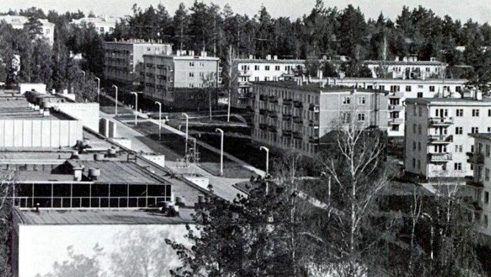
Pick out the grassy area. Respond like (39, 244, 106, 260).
(129, 121, 257, 178)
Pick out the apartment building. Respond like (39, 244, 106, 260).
(362, 56, 447, 79)
(141, 50, 220, 109)
(0, 15, 55, 46)
(233, 55, 305, 109)
(103, 40, 173, 89)
(71, 16, 119, 34)
(326, 77, 469, 137)
(467, 134, 491, 238)
(252, 81, 388, 156)
(404, 95, 491, 181)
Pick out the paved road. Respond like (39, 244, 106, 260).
(99, 111, 246, 201)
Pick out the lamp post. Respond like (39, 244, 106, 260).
(131, 91, 138, 126)
(182, 113, 189, 154)
(155, 101, 162, 140)
(95, 77, 100, 102)
(259, 146, 269, 177)
(422, 212, 434, 260)
(215, 128, 224, 176)
(112, 85, 118, 115)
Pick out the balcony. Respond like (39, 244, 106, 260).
(268, 112, 278, 119)
(282, 130, 292, 137)
(259, 109, 267, 115)
(428, 117, 453, 126)
(268, 125, 277, 132)
(293, 131, 303, 139)
(466, 176, 484, 188)
(283, 99, 293, 106)
(293, 101, 303, 108)
(239, 70, 252, 76)
(259, 95, 268, 102)
(467, 152, 484, 165)
(269, 95, 278, 103)
(309, 104, 320, 112)
(428, 153, 452, 163)
(388, 118, 404, 125)
(309, 136, 319, 144)
(388, 91, 404, 98)
(259, 123, 268, 130)
(428, 134, 453, 144)
(309, 120, 319, 128)
(389, 104, 403, 111)
(283, 114, 292, 121)
(293, 116, 303, 124)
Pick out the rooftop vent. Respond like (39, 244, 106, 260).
(88, 167, 101, 181)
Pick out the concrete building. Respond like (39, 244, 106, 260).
(404, 95, 491, 181)
(467, 134, 491, 238)
(362, 57, 447, 79)
(103, 40, 173, 89)
(232, 56, 305, 109)
(326, 77, 469, 137)
(141, 50, 220, 110)
(252, 81, 388, 156)
(0, 15, 54, 46)
(71, 16, 118, 35)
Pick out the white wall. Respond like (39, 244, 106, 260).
(52, 103, 100, 132)
(19, 84, 46, 95)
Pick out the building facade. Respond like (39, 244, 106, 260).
(103, 40, 173, 89)
(232, 56, 305, 109)
(252, 81, 388, 156)
(326, 77, 469, 137)
(0, 15, 54, 46)
(71, 16, 118, 35)
(362, 57, 447, 79)
(141, 50, 220, 109)
(404, 96, 491, 180)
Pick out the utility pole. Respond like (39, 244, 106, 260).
(215, 128, 224, 176)
(155, 101, 162, 140)
(182, 113, 189, 155)
(131, 92, 138, 126)
(112, 85, 118, 116)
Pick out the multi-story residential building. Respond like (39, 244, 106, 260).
(232, 55, 305, 109)
(71, 16, 119, 34)
(252, 81, 388, 156)
(326, 77, 469, 137)
(141, 50, 220, 110)
(467, 133, 491, 238)
(0, 15, 55, 46)
(404, 94, 491, 181)
(362, 56, 447, 79)
(103, 40, 173, 89)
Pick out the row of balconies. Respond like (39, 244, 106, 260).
(428, 153, 452, 163)
(388, 104, 403, 111)
(467, 152, 484, 165)
(428, 117, 454, 126)
(428, 134, 453, 144)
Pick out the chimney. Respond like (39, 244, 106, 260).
(476, 90, 483, 101)
(317, 69, 323, 79)
(73, 166, 83, 181)
(249, 54, 254, 60)
(88, 168, 101, 181)
(266, 54, 271, 60)
(94, 153, 105, 161)
(273, 55, 278, 60)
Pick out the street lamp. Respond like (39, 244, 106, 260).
(422, 212, 434, 260)
(95, 77, 100, 102)
(259, 146, 269, 177)
(182, 113, 189, 154)
(155, 101, 162, 140)
(112, 85, 118, 115)
(131, 91, 138, 126)
(215, 128, 224, 176)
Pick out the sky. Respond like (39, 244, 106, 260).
(1, 0, 491, 24)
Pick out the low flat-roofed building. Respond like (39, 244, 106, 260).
(362, 57, 447, 79)
(0, 15, 54, 46)
(252, 81, 388, 156)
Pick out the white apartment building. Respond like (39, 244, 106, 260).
(141, 50, 220, 109)
(103, 40, 173, 89)
(326, 77, 469, 137)
(362, 57, 447, 79)
(233, 55, 305, 109)
(252, 81, 388, 156)
(71, 16, 119, 35)
(404, 95, 491, 181)
(468, 134, 491, 238)
(0, 15, 54, 46)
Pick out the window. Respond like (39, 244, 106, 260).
(418, 124, 422, 135)
(485, 215, 489, 227)
(418, 142, 421, 151)
(417, 160, 421, 169)
(412, 158, 416, 168)
(189, 62, 195, 67)
(358, 113, 366, 121)
(358, 96, 366, 105)
(455, 145, 463, 153)
(405, 86, 412, 92)
(391, 125, 399, 131)
(413, 124, 417, 134)
(254, 65, 260, 70)
(254, 77, 259, 81)
(488, 109, 491, 117)
(472, 127, 479, 134)
(456, 109, 463, 117)
(487, 169, 491, 182)
(454, 163, 462, 171)
(418, 106, 422, 116)
(413, 141, 417, 150)
(455, 127, 463, 135)
(379, 85, 385, 91)
(487, 144, 491, 157)
(472, 109, 480, 117)
(264, 77, 269, 81)
(189, 72, 194, 77)
(417, 92, 423, 98)
(265, 65, 270, 71)
(342, 96, 351, 105)
(341, 112, 351, 123)
(486, 191, 490, 204)
(429, 86, 435, 92)
(275, 65, 280, 71)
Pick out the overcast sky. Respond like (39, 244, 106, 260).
(1, 0, 490, 24)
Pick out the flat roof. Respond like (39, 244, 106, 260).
(103, 41, 172, 46)
(405, 97, 491, 105)
(329, 77, 468, 84)
(0, 98, 72, 120)
(144, 54, 219, 61)
(14, 207, 194, 225)
(234, 59, 305, 64)
(362, 60, 447, 66)
(252, 81, 382, 94)
(470, 133, 491, 141)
